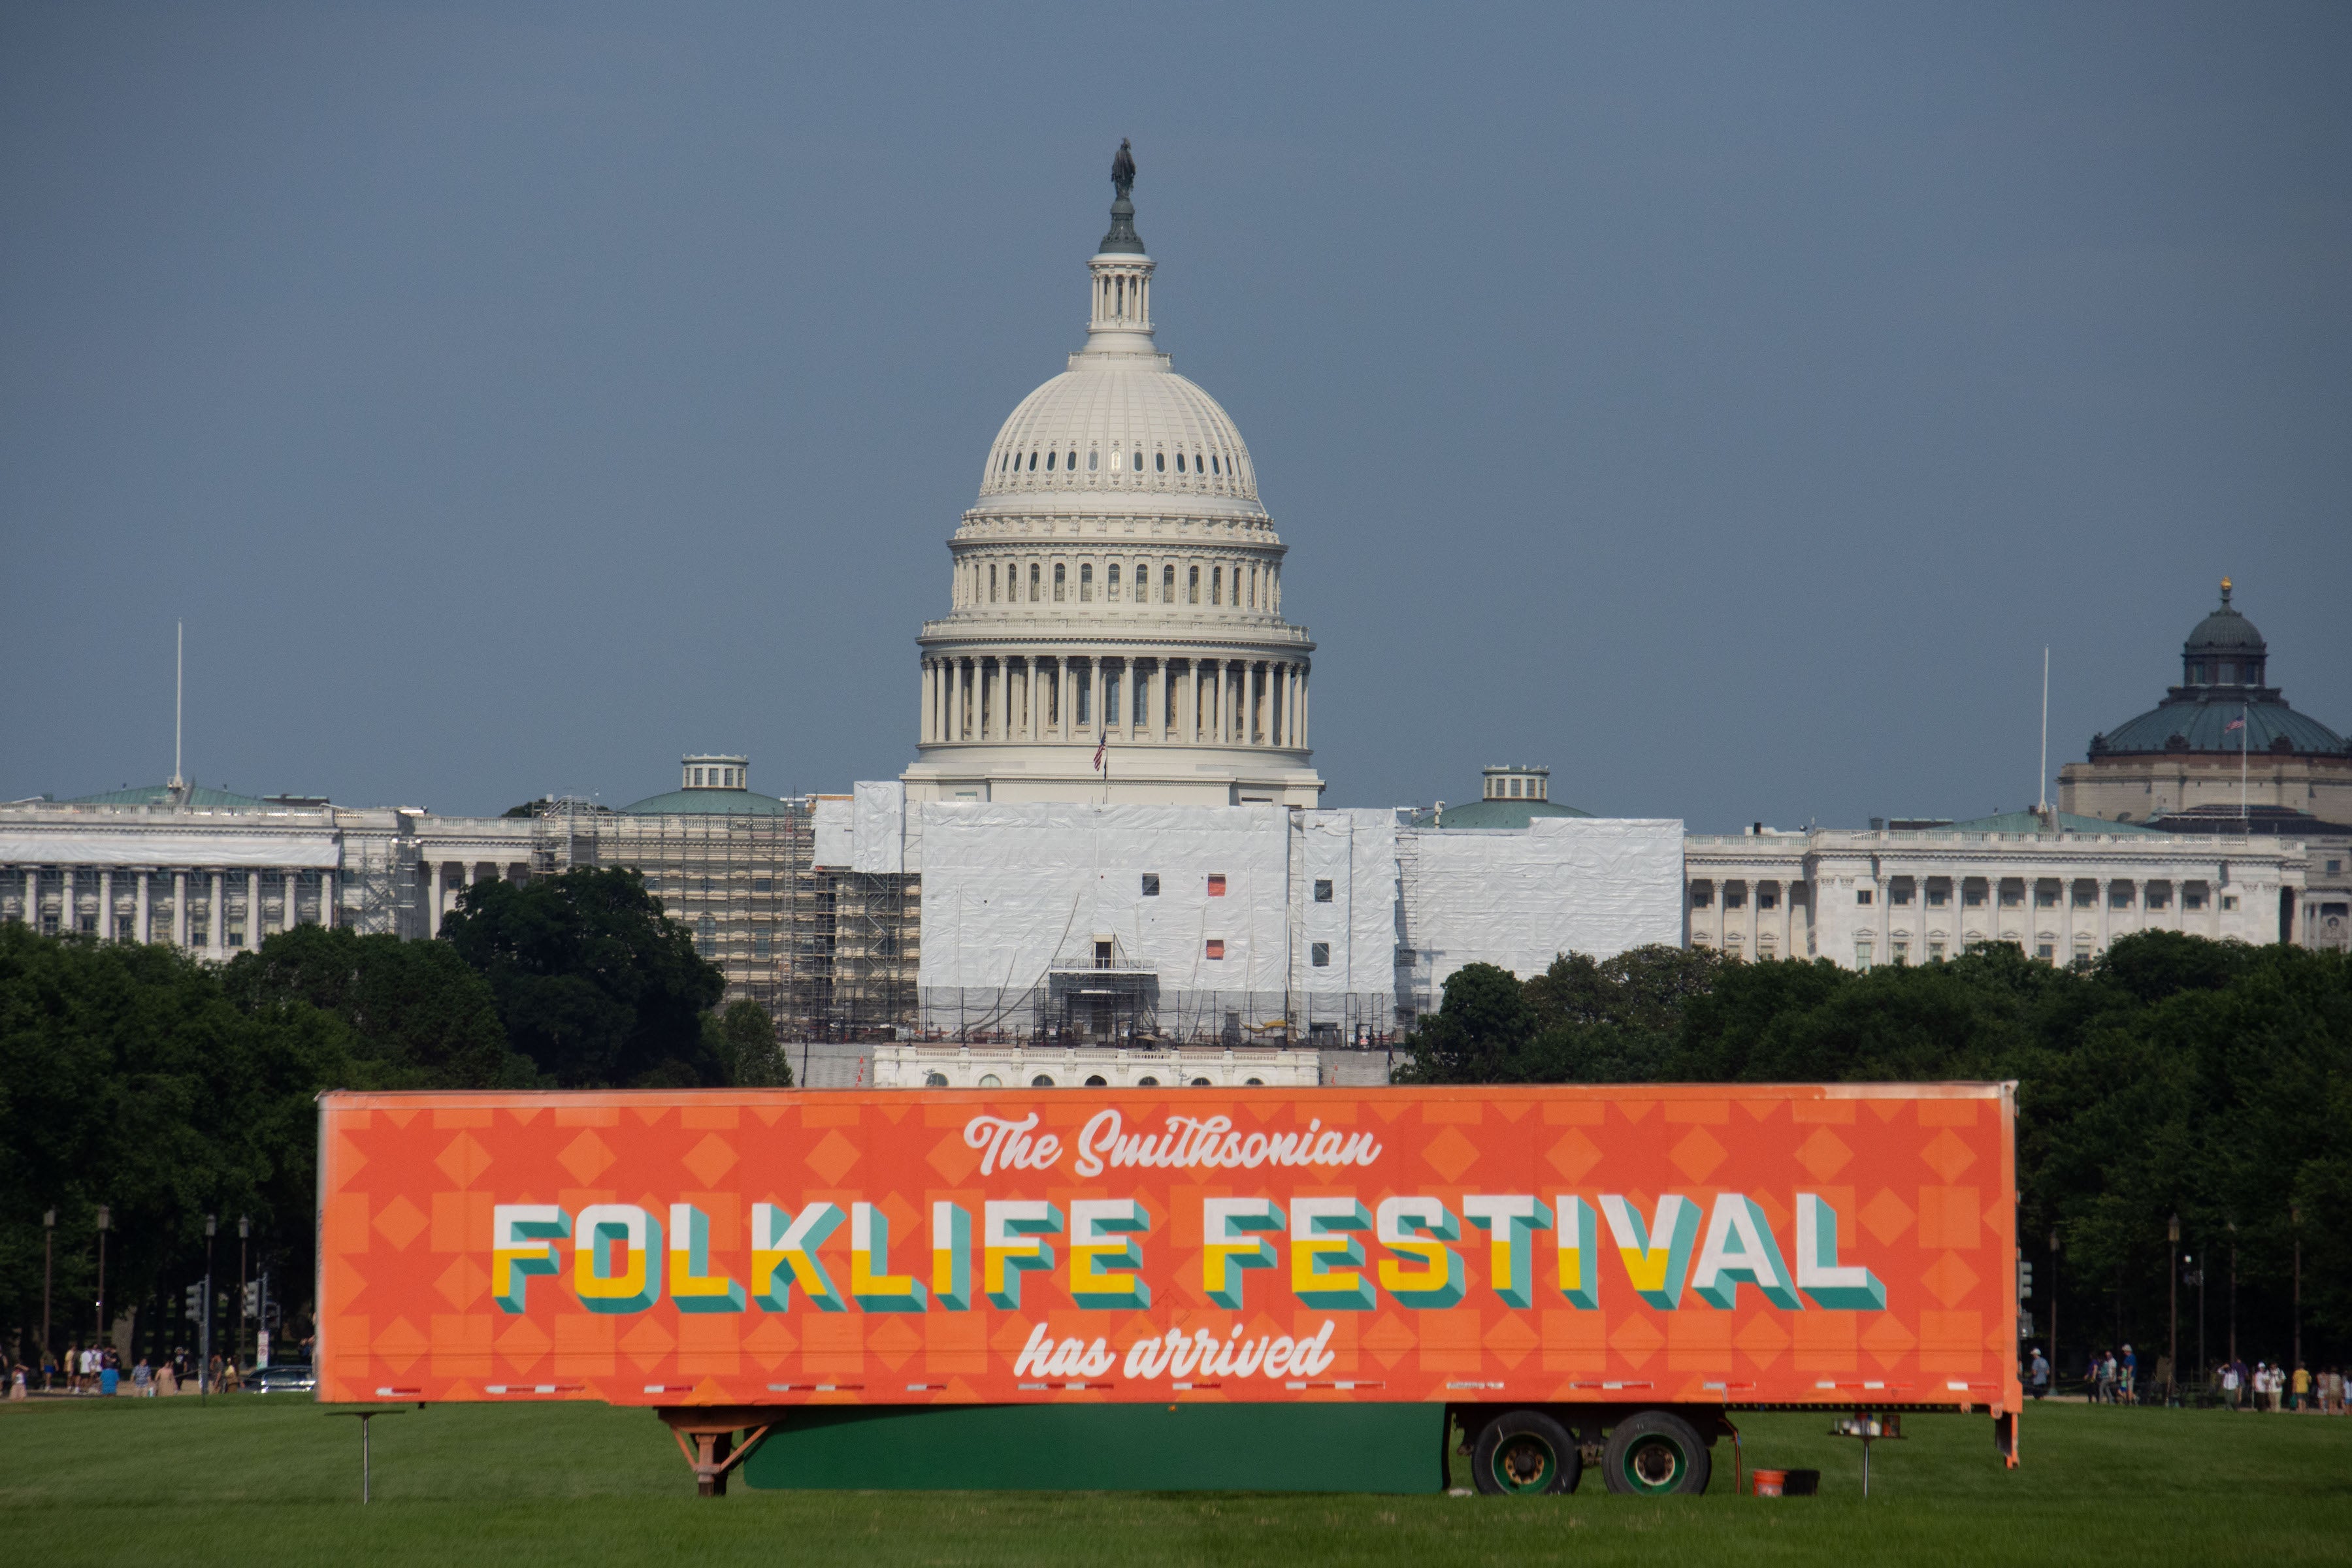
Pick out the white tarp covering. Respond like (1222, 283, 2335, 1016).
(851, 780, 905, 874)
(918, 803, 1299, 993)
(0, 832, 341, 869)
(810, 796, 853, 870)
(1295, 809, 1397, 994)
(1399, 817, 1684, 999)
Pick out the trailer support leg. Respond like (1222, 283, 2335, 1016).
(1994, 1409, 2018, 1469)
(657, 1407, 775, 1497)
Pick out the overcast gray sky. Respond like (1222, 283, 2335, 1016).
(5, 3, 2347, 830)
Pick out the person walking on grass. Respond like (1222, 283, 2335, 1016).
(2223, 1360, 2244, 1410)
(2029, 1347, 2050, 1399)
(8, 1362, 25, 1400)
(2121, 1345, 2137, 1405)
(155, 1356, 176, 1397)
(2292, 1365, 2310, 1412)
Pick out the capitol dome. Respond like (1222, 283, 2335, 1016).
(900, 144, 1323, 809)
(2088, 580, 2349, 760)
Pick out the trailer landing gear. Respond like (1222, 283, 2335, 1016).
(657, 1406, 775, 1497)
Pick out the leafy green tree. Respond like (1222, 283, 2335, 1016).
(705, 998, 792, 1088)
(441, 868, 728, 1088)
(221, 924, 529, 1088)
(1392, 962, 1536, 1083)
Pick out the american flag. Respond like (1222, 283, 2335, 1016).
(1093, 738, 1107, 773)
(2224, 717, 2245, 733)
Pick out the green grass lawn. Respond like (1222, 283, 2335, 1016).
(1, 1394, 2345, 1565)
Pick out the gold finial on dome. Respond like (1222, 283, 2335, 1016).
(2220, 575, 2232, 605)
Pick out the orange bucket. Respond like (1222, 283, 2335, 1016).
(1753, 1469, 1786, 1497)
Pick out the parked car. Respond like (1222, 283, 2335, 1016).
(247, 1361, 316, 1395)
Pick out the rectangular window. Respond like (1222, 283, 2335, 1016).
(1249, 567, 1257, 608)
(1141, 874, 1160, 897)
(1163, 564, 1175, 602)
(227, 926, 246, 947)
(2183, 885, 2207, 910)
(1890, 879, 1914, 906)
(1211, 566, 1222, 605)
(1311, 941, 1330, 968)
(753, 878, 772, 893)
(1207, 874, 1227, 896)
(1076, 666, 1091, 725)
(1030, 563, 1041, 601)
(1105, 668, 1121, 726)
(2221, 895, 2238, 911)
(1891, 940, 1908, 964)
(1689, 882, 1713, 908)
(1999, 883, 2023, 907)
(1079, 563, 1094, 602)
(1188, 565, 1200, 604)
(1854, 942, 1872, 971)
(2035, 943, 2053, 962)
(2146, 883, 2171, 910)
(2072, 883, 2096, 908)
(752, 932, 771, 958)
(1856, 889, 1873, 905)
(1107, 563, 1120, 600)
(1757, 885, 1779, 910)
(2036, 883, 2059, 907)
(1928, 941, 1946, 961)
(1963, 883, 1985, 908)
(2109, 885, 2132, 909)
(1054, 563, 1066, 601)
(1313, 879, 1333, 903)
(1205, 939, 1225, 960)
(1723, 885, 1746, 910)
(988, 564, 999, 602)
(1927, 883, 1950, 908)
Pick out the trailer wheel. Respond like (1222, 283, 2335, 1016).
(1471, 1409, 1580, 1495)
(1601, 1411, 1710, 1496)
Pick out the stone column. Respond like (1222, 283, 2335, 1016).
(172, 870, 188, 947)
(246, 870, 261, 945)
(1060, 659, 1075, 742)
(321, 870, 336, 930)
(98, 870, 114, 941)
(58, 868, 74, 936)
(208, 872, 225, 960)
(135, 870, 150, 943)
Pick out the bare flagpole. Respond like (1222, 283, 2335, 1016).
(2038, 645, 2050, 813)
(171, 620, 186, 793)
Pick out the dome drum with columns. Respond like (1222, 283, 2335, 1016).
(902, 147, 1322, 807)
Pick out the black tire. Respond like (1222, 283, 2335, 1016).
(1471, 1409, 1582, 1495)
(1601, 1410, 1710, 1495)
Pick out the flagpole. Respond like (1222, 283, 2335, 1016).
(2241, 697, 2249, 823)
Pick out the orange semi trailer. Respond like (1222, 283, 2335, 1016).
(316, 1083, 2023, 1495)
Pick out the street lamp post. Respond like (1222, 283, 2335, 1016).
(2291, 1203, 2303, 1398)
(2167, 1213, 2180, 1405)
(2048, 1228, 2061, 1390)
(201, 1215, 216, 1404)
(237, 1216, 250, 1370)
(2227, 1218, 2238, 1367)
(95, 1205, 110, 1352)
(42, 1209, 56, 1380)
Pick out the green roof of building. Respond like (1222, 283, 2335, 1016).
(1938, 809, 2162, 836)
(617, 787, 800, 817)
(1419, 797, 1595, 830)
(62, 783, 273, 808)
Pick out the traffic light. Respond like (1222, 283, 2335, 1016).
(184, 1283, 202, 1322)
(242, 1281, 261, 1316)
(2017, 1260, 2035, 1301)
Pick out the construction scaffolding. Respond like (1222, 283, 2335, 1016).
(912, 985, 1394, 1048)
(528, 798, 918, 1039)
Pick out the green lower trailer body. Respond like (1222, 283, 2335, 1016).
(740, 1401, 1445, 1493)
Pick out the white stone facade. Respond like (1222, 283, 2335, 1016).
(1686, 825, 2311, 968)
(870, 1042, 1320, 1089)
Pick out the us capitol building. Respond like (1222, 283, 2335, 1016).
(902, 147, 1320, 808)
(3, 151, 2345, 1068)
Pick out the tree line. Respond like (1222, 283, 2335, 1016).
(1397, 934, 2351, 1377)
(0, 868, 786, 1369)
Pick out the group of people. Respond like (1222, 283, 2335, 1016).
(7, 1345, 241, 1397)
(2220, 1359, 2347, 1413)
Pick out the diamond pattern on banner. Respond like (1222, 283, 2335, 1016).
(494, 1316, 551, 1373)
(1793, 1311, 1856, 1373)
(621, 1316, 677, 1370)
(926, 1132, 983, 1184)
(681, 1133, 738, 1187)
(1669, 1127, 1728, 1184)
(1921, 1250, 1980, 1307)
(868, 1318, 923, 1371)
(1861, 1313, 1918, 1368)
(372, 1196, 428, 1251)
(1545, 1130, 1603, 1184)
(1861, 1188, 1916, 1245)
(801, 1314, 864, 1373)
(1735, 1313, 1791, 1369)
(434, 1132, 492, 1188)
(1540, 1311, 1607, 1372)
(372, 1316, 428, 1373)
(1363, 1315, 1418, 1369)
(434, 1255, 488, 1311)
(1794, 1128, 1854, 1182)
(557, 1129, 615, 1184)
(1609, 1313, 1665, 1367)
(677, 1315, 742, 1375)
(1416, 1309, 1480, 1372)
(804, 1130, 862, 1184)
(742, 1318, 799, 1370)
(1919, 1129, 1977, 1182)
(924, 1315, 987, 1374)
(1482, 1314, 1539, 1369)
(1420, 1126, 1480, 1183)
(1667, 1313, 1733, 1371)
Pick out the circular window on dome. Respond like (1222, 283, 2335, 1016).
(1132, 450, 1144, 472)
(1175, 452, 1186, 472)
(1067, 450, 1076, 470)
(1210, 455, 1220, 474)
(1154, 451, 1165, 472)
(1045, 450, 1056, 470)
(1088, 449, 1098, 472)
(1028, 451, 1038, 471)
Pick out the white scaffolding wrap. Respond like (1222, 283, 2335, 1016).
(0, 832, 341, 869)
(1398, 817, 1684, 1001)
(851, 780, 906, 874)
(919, 802, 1298, 993)
(809, 796, 853, 870)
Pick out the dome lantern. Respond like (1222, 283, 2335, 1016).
(2181, 576, 2268, 689)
